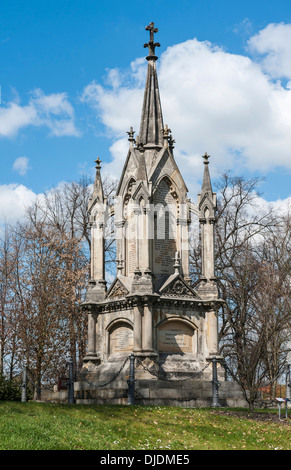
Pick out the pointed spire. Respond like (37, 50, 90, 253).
(139, 22, 164, 148)
(90, 157, 104, 205)
(201, 152, 213, 193)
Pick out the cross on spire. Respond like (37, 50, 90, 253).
(95, 157, 102, 169)
(202, 152, 210, 164)
(144, 22, 160, 61)
(127, 126, 135, 144)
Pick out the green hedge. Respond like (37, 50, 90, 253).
(0, 374, 22, 401)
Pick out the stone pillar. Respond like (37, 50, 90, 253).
(115, 219, 126, 276)
(92, 221, 105, 281)
(206, 308, 218, 356)
(84, 312, 100, 363)
(133, 302, 142, 352)
(140, 204, 151, 272)
(179, 205, 191, 281)
(202, 214, 215, 280)
(142, 301, 154, 352)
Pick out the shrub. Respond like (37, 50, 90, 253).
(0, 374, 22, 401)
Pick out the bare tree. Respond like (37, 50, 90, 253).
(189, 172, 290, 409)
(12, 220, 88, 398)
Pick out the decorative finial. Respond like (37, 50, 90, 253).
(144, 22, 160, 61)
(203, 153, 210, 164)
(127, 127, 135, 144)
(162, 124, 172, 147)
(173, 251, 180, 274)
(95, 157, 102, 170)
(169, 135, 175, 150)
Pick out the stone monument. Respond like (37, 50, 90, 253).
(74, 23, 245, 407)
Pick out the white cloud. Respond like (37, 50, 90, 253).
(0, 102, 38, 137)
(248, 23, 291, 79)
(0, 89, 79, 138)
(81, 80, 143, 138)
(81, 32, 291, 202)
(0, 184, 37, 222)
(255, 194, 291, 217)
(0, 181, 69, 224)
(12, 156, 30, 176)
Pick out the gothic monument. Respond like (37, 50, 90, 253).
(74, 23, 244, 406)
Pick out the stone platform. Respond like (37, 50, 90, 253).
(73, 378, 247, 408)
(44, 355, 247, 408)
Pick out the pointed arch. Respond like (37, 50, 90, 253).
(152, 175, 178, 276)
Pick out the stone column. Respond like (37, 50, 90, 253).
(115, 219, 126, 275)
(142, 300, 154, 352)
(206, 308, 218, 356)
(92, 222, 105, 281)
(201, 213, 215, 280)
(133, 302, 142, 352)
(140, 204, 151, 272)
(179, 209, 191, 281)
(84, 311, 100, 363)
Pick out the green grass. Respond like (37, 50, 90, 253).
(0, 402, 290, 450)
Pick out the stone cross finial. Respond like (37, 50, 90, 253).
(127, 126, 135, 143)
(144, 22, 160, 61)
(202, 152, 210, 164)
(95, 157, 102, 169)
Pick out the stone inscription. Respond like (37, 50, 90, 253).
(153, 179, 177, 274)
(158, 321, 193, 353)
(110, 324, 133, 354)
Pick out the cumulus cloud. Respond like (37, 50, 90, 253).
(81, 31, 291, 201)
(0, 102, 38, 138)
(12, 156, 30, 176)
(0, 89, 79, 138)
(0, 184, 37, 222)
(254, 194, 291, 217)
(248, 22, 291, 79)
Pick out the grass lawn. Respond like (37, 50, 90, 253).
(0, 402, 290, 450)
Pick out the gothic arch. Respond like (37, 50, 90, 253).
(106, 318, 134, 356)
(152, 176, 178, 275)
(156, 316, 198, 355)
(123, 176, 136, 200)
(153, 174, 179, 203)
(157, 316, 198, 331)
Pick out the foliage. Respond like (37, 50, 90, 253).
(0, 374, 21, 401)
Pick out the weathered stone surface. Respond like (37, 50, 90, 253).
(44, 24, 245, 408)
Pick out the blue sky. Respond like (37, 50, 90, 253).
(1, 0, 291, 221)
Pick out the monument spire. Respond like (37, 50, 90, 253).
(92, 157, 104, 202)
(139, 22, 164, 148)
(198, 152, 217, 285)
(201, 152, 213, 194)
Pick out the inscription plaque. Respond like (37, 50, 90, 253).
(110, 323, 133, 354)
(158, 321, 193, 353)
